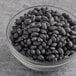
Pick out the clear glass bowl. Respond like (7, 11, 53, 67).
(6, 5, 76, 71)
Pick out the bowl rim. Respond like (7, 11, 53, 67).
(6, 5, 76, 68)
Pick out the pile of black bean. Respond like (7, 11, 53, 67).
(10, 7, 76, 62)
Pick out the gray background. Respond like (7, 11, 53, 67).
(0, 0, 76, 76)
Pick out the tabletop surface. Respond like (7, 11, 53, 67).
(0, 0, 76, 76)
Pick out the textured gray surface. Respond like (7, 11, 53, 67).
(0, 0, 76, 76)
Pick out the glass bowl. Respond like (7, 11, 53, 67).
(6, 5, 76, 71)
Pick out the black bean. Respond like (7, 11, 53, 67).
(65, 27, 71, 33)
(72, 39, 76, 44)
(52, 30, 59, 34)
(40, 29, 47, 34)
(31, 37, 37, 41)
(54, 16, 60, 22)
(49, 26, 57, 31)
(62, 13, 69, 19)
(40, 34, 47, 39)
(41, 49, 46, 54)
(53, 58, 58, 61)
(70, 35, 76, 39)
(46, 12, 52, 19)
(38, 55, 45, 61)
(20, 41, 25, 46)
(33, 55, 37, 60)
(13, 33, 18, 39)
(55, 54, 59, 58)
(65, 50, 71, 56)
(42, 42, 46, 47)
(46, 50, 52, 55)
(24, 19, 32, 25)
(51, 36, 57, 42)
(50, 47, 55, 50)
(46, 54, 55, 61)
(23, 30, 28, 35)
(73, 45, 76, 50)
(31, 32, 39, 37)
(15, 45, 22, 52)
(58, 48, 64, 54)
(29, 27, 40, 32)
(33, 41, 41, 46)
(36, 49, 41, 55)
(15, 19, 21, 25)
(30, 50, 36, 55)
(48, 39, 52, 45)
(36, 22, 42, 27)
(58, 26, 66, 35)
(37, 37, 43, 42)
(38, 45, 43, 50)
(35, 16, 42, 21)
(68, 41, 73, 47)
(26, 49, 31, 56)
(51, 43, 57, 47)
(52, 50, 58, 54)
(58, 42, 63, 47)
(70, 30, 76, 35)
(20, 50, 26, 55)
(22, 35, 28, 39)
(32, 9, 39, 16)
(41, 22, 47, 29)
(17, 28, 22, 35)
(27, 39, 31, 45)
(30, 45, 37, 50)
(42, 16, 48, 21)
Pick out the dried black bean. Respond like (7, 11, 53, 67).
(30, 50, 36, 55)
(13, 33, 18, 39)
(58, 48, 64, 54)
(20, 41, 25, 46)
(70, 30, 76, 35)
(35, 16, 42, 21)
(24, 19, 32, 25)
(41, 22, 47, 29)
(48, 39, 52, 45)
(38, 55, 44, 61)
(38, 45, 43, 50)
(37, 37, 43, 42)
(15, 45, 22, 52)
(42, 16, 48, 21)
(40, 29, 47, 34)
(41, 49, 46, 54)
(49, 26, 57, 31)
(51, 36, 57, 42)
(46, 54, 55, 61)
(17, 28, 22, 35)
(52, 50, 58, 54)
(27, 39, 31, 45)
(33, 41, 41, 46)
(15, 19, 21, 25)
(31, 37, 37, 41)
(30, 45, 37, 50)
(58, 42, 63, 47)
(46, 50, 52, 55)
(58, 26, 66, 35)
(36, 49, 41, 55)
(62, 13, 69, 19)
(52, 30, 59, 34)
(51, 43, 57, 47)
(42, 42, 46, 47)
(31, 32, 39, 37)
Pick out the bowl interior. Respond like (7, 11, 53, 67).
(6, 5, 76, 67)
